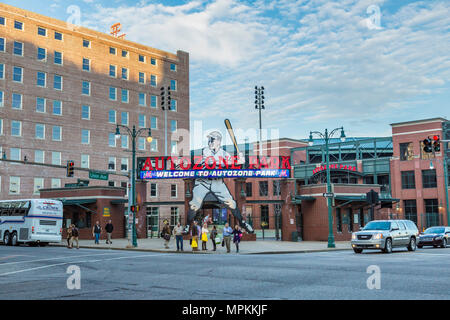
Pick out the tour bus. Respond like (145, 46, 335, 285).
(0, 199, 63, 246)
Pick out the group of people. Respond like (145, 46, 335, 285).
(161, 220, 243, 253)
(66, 220, 114, 248)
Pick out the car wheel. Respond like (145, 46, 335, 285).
(353, 248, 363, 254)
(383, 238, 392, 253)
(433, 245, 438, 248)
(3, 232, 11, 246)
(441, 238, 447, 248)
(407, 237, 416, 251)
(11, 232, 18, 246)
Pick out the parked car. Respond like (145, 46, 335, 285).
(351, 219, 419, 254)
(417, 226, 450, 248)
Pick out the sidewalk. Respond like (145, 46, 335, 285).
(52, 237, 351, 254)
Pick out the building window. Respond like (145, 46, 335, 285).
(52, 151, 61, 165)
(54, 31, 63, 40)
(82, 81, 91, 95)
(121, 158, 128, 171)
(259, 181, 268, 197)
(170, 99, 177, 111)
(81, 129, 90, 144)
(51, 178, 61, 188)
(171, 141, 177, 154)
(37, 47, 46, 61)
(13, 41, 23, 56)
(171, 184, 177, 198)
(150, 183, 157, 197)
(273, 180, 281, 196)
(422, 170, 437, 188)
(139, 93, 146, 106)
(121, 112, 128, 126)
(138, 137, 145, 150)
(38, 27, 47, 36)
(108, 157, 116, 171)
(139, 54, 145, 62)
(109, 65, 116, 77)
(108, 133, 116, 147)
(82, 58, 90, 71)
(0, 38, 4, 52)
(150, 95, 157, 108)
(424, 199, 439, 214)
(246, 183, 252, 197)
(0, 64, 3, 79)
(170, 63, 177, 71)
(121, 89, 129, 103)
(37, 71, 46, 87)
(348, 208, 353, 232)
(10, 148, 21, 161)
(54, 51, 63, 65)
(12, 93, 22, 109)
(80, 105, 90, 120)
(110, 47, 116, 55)
(150, 57, 156, 65)
(336, 208, 342, 232)
(54, 75, 62, 90)
(261, 205, 269, 228)
(150, 117, 157, 130)
(150, 75, 157, 87)
(139, 114, 146, 128)
(83, 39, 90, 48)
(53, 100, 62, 115)
(109, 87, 117, 100)
(121, 135, 129, 149)
(13, 66, 23, 83)
(34, 178, 44, 194)
(139, 72, 145, 84)
(399, 142, 414, 161)
(108, 110, 116, 123)
(404, 200, 417, 224)
(52, 126, 62, 141)
(170, 120, 177, 132)
(35, 150, 45, 163)
(81, 154, 89, 168)
(401, 171, 415, 189)
(121, 67, 128, 80)
(122, 50, 128, 58)
(170, 79, 177, 91)
(9, 176, 20, 194)
(11, 120, 22, 136)
(14, 20, 23, 30)
(150, 139, 158, 152)
(170, 207, 179, 226)
(36, 97, 46, 113)
(0, 91, 3, 107)
(0, 17, 5, 25)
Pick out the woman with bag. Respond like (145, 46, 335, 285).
(201, 223, 209, 251)
(210, 225, 218, 251)
(232, 224, 243, 253)
(191, 220, 199, 252)
(66, 224, 72, 248)
(162, 220, 172, 249)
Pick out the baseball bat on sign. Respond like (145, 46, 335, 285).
(224, 119, 240, 154)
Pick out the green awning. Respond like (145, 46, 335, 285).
(61, 199, 97, 206)
(110, 199, 128, 204)
(334, 195, 399, 203)
(291, 195, 316, 204)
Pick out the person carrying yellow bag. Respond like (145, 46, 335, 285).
(201, 223, 210, 251)
(190, 220, 200, 252)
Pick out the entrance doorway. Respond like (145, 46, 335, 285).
(146, 207, 159, 238)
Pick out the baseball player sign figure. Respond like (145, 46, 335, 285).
(187, 123, 254, 233)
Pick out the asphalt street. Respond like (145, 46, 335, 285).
(0, 245, 449, 300)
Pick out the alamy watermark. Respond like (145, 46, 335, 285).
(66, 265, 81, 290)
(366, 265, 381, 290)
(366, 5, 382, 30)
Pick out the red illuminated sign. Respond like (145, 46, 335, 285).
(312, 164, 358, 175)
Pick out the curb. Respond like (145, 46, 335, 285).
(50, 243, 352, 255)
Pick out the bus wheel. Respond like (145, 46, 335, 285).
(11, 232, 18, 246)
(3, 232, 11, 246)
(39, 242, 49, 247)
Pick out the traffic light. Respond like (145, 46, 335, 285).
(160, 87, 165, 110)
(432, 135, 440, 152)
(130, 205, 136, 213)
(423, 138, 433, 153)
(66, 160, 74, 177)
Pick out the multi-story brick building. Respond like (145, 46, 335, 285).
(0, 3, 189, 235)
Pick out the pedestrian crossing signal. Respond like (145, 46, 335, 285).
(67, 160, 74, 177)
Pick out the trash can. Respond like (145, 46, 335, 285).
(291, 231, 298, 242)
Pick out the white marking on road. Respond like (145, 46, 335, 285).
(0, 252, 125, 266)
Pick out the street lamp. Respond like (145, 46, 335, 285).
(308, 126, 346, 248)
(115, 124, 152, 247)
(255, 86, 265, 157)
(161, 86, 171, 155)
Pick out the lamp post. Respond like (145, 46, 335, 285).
(160, 86, 172, 156)
(115, 124, 152, 247)
(254, 86, 265, 157)
(309, 126, 346, 248)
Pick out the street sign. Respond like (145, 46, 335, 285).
(323, 193, 334, 198)
(89, 171, 109, 180)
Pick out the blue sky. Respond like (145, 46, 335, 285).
(4, 0, 449, 148)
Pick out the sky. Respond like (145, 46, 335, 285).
(4, 0, 449, 148)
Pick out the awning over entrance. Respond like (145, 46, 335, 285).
(61, 199, 97, 206)
(291, 195, 316, 204)
(334, 195, 400, 203)
(110, 199, 128, 204)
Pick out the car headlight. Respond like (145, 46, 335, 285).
(373, 233, 383, 240)
(352, 233, 356, 240)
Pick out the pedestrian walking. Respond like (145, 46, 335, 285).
(173, 222, 184, 252)
(162, 220, 172, 249)
(210, 225, 218, 251)
(70, 224, 79, 249)
(201, 223, 209, 251)
(92, 221, 102, 244)
(223, 222, 233, 253)
(105, 220, 114, 244)
(66, 224, 72, 248)
(190, 220, 200, 252)
(232, 224, 242, 253)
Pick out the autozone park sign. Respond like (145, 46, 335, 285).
(312, 163, 358, 175)
(137, 156, 291, 179)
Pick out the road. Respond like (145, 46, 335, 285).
(0, 245, 449, 300)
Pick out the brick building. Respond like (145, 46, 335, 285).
(0, 3, 189, 235)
